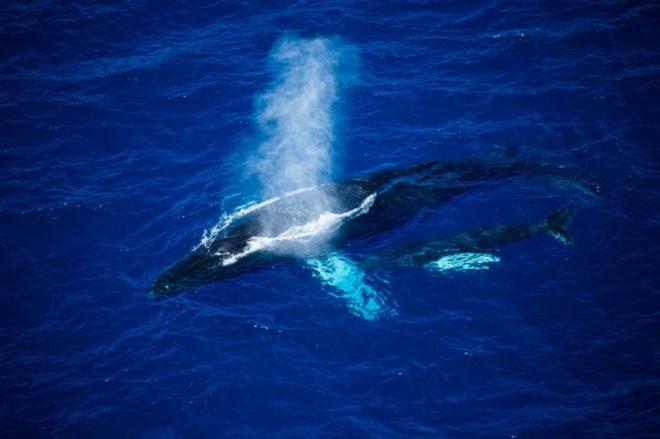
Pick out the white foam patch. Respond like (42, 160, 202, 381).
(219, 193, 376, 266)
(194, 186, 318, 251)
(426, 252, 501, 272)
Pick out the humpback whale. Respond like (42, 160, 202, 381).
(363, 207, 575, 271)
(307, 207, 576, 320)
(152, 158, 591, 295)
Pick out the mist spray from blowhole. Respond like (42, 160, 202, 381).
(251, 36, 357, 256)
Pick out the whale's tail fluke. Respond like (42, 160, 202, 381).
(546, 207, 576, 245)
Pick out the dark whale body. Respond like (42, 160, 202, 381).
(152, 158, 591, 294)
(364, 207, 576, 270)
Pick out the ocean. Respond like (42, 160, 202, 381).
(1, 1, 659, 437)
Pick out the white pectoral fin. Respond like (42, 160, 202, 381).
(306, 253, 397, 321)
(425, 252, 501, 272)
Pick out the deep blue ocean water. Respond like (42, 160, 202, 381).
(2, 1, 660, 437)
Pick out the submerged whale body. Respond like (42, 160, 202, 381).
(365, 207, 576, 270)
(306, 207, 576, 321)
(152, 158, 591, 294)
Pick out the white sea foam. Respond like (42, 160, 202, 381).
(219, 193, 376, 266)
(194, 186, 317, 251)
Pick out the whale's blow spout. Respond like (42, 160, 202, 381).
(253, 36, 354, 243)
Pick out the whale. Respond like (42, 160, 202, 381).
(152, 158, 592, 295)
(362, 207, 576, 271)
(307, 207, 576, 320)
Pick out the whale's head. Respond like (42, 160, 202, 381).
(152, 250, 214, 295)
(151, 231, 277, 296)
(151, 256, 200, 295)
(151, 272, 184, 295)
(151, 184, 376, 296)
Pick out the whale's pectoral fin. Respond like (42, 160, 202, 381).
(306, 253, 397, 321)
(425, 252, 501, 272)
